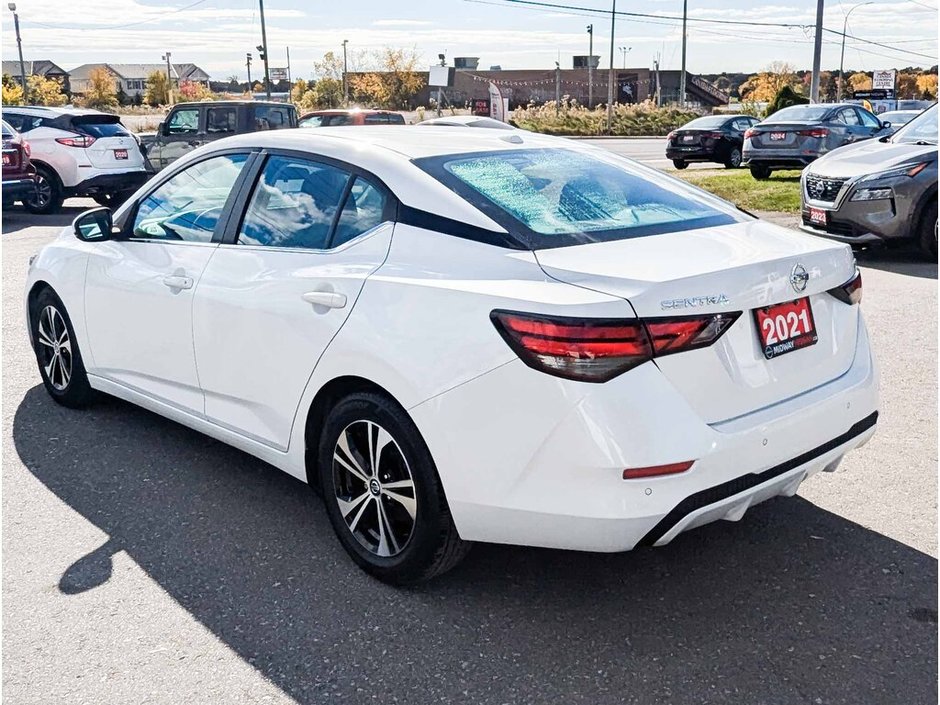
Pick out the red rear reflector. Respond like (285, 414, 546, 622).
(491, 310, 740, 383)
(827, 269, 862, 305)
(744, 128, 757, 139)
(796, 127, 829, 138)
(623, 461, 694, 480)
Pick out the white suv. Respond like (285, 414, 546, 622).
(2, 107, 148, 214)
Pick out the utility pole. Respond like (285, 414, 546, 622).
(587, 24, 593, 108)
(606, 0, 616, 133)
(555, 61, 561, 113)
(809, 0, 824, 102)
(258, 0, 271, 99)
(246, 52, 252, 94)
(162, 52, 173, 105)
(8, 4, 27, 104)
(342, 39, 349, 105)
(838, 2, 874, 101)
(654, 55, 661, 106)
(679, 0, 687, 107)
(286, 46, 291, 87)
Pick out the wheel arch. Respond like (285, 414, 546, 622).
(912, 185, 938, 237)
(303, 375, 409, 488)
(25, 279, 57, 347)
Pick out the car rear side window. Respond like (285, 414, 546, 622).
(237, 155, 352, 250)
(131, 154, 248, 242)
(364, 113, 388, 124)
(332, 177, 388, 247)
(206, 107, 237, 134)
(836, 108, 860, 125)
(415, 148, 741, 249)
(253, 106, 291, 130)
(320, 114, 351, 126)
(387, 113, 405, 125)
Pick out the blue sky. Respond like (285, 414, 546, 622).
(2, 0, 937, 80)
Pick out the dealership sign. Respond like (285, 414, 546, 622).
(872, 70, 896, 91)
(270, 67, 288, 81)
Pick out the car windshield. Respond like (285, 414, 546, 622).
(681, 116, 729, 129)
(72, 116, 130, 138)
(767, 105, 831, 121)
(415, 148, 742, 249)
(299, 115, 323, 128)
(891, 105, 937, 145)
(879, 111, 916, 126)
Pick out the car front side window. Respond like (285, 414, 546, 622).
(856, 108, 881, 128)
(237, 155, 352, 250)
(167, 109, 199, 135)
(131, 154, 248, 242)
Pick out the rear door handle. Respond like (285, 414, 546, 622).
(162, 274, 194, 290)
(302, 291, 347, 309)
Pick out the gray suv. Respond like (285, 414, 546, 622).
(799, 104, 937, 258)
(140, 101, 297, 171)
(743, 103, 889, 179)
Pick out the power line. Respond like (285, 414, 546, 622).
(26, 0, 208, 30)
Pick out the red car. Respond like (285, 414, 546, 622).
(299, 109, 406, 127)
(2, 119, 37, 208)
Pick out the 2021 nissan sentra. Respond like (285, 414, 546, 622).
(665, 114, 759, 169)
(25, 127, 879, 584)
(743, 103, 889, 179)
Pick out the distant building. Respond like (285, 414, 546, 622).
(69, 63, 210, 98)
(1, 59, 70, 93)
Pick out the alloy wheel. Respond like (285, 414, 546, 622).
(29, 173, 52, 210)
(729, 149, 742, 167)
(332, 420, 417, 557)
(37, 305, 72, 391)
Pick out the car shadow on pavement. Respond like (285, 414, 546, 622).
(856, 247, 938, 280)
(12, 387, 938, 705)
(1, 205, 90, 235)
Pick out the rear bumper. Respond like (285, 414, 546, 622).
(666, 147, 721, 162)
(2, 176, 37, 200)
(72, 170, 149, 195)
(411, 314, 878, 552)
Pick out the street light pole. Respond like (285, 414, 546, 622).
(606, 0, 616, 133)
(162, 52, 172, 105)
(555, 61, 561, 113)
(809, 0, 825, 102)
(619, 46, 631, 69)
(838, 1, 875, 101)
(679, 0, 687, 107)
(246, 53, 252, 94)
(286, 46, 291, 87)
(8, 4, 28, 104)
(587, 24, 593, 108)
(342, 39, 349, 105)
(258, 0, 271, 99)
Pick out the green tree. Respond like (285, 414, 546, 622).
(144, 70, 170, 106)
(765, 85, 809, 117)
(84, 67, 119, 109)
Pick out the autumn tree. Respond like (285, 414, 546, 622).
(738, 62, 801, 103)
(350, 48, 425, 109)
(84, 67, 119, 109)
(26, 74, 67, 106)
(313, 51, 345, 107)
(2, 74, 23, 105)
(144, 70, 170, 106)
(847, 72, 872, 92)
(179, 80, 214, 101)
(896, 72, 918, 99)
(916, 73, 937, 99)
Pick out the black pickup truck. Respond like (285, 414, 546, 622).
(140, 100, 298, 171)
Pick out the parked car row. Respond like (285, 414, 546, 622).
(2, 119, 37, 209)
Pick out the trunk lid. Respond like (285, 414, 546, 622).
(535, 219, 860, 423)
(748, 121, 818, 149)
(71, 116, 145, 170)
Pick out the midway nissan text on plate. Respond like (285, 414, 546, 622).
(25, 127, 879, 584)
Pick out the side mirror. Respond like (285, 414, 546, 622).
(881, 121, 891, 130)
(158, 121, 167, 136)
(73, 207, 113, 242)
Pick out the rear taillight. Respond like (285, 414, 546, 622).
(705, 131, 723, 139)
(828, 269, 862, 305)
(55, 134, 96, 148)
(796, 127, 829, 138)
(21, 140, 30, 157)
(744, 128, 757, 139)
(491, 310, 740, 383)
(666, 131, 676, 140)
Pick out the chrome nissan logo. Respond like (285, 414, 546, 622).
(790, 264, 810, 293)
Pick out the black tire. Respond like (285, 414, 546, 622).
(672, 159, 688, 170)
(724, 147, 743, 169)
(749, 164, 771, 180)
(317, 391, 469, 584)
(23, 165, 64, 215)
(92, 190, 132, 208)
(30, 288, 96, 408)
(918, 198, 937, 260)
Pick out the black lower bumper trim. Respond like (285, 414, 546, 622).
(637, 411, 879, 547)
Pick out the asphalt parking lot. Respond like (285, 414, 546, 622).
(2, 187, 937, 703)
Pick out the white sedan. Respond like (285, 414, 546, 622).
(25, 127, 879, 584)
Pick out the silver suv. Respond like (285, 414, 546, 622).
(2, 106, 147, 214)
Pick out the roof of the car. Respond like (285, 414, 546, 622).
(5, 106, 112, 117)
(215, 124, 559, 159)
(302, 109, 396, 116)
(173, 100, 288, 108)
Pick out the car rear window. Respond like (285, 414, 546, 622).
(680, 116, 728, 129)
(415, 148, 742, 249)
(71, 115, 130, 138)
(766, 105, 831, 121)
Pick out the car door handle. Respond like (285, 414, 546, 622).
(162, 274, 194, 290)
(302, 291, 347, 309)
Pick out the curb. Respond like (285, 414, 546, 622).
(563, 135, 668, 140)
